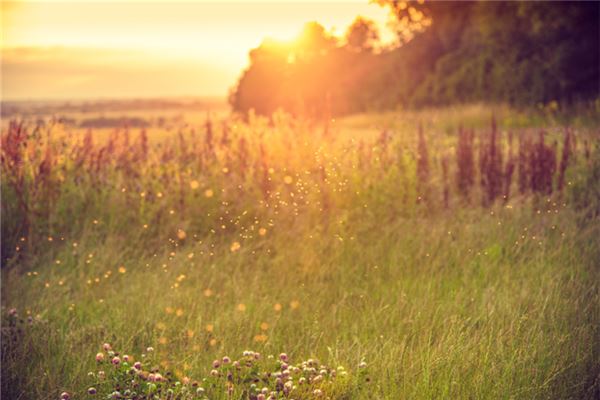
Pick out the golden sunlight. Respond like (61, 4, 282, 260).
(1, 0, 393, 100)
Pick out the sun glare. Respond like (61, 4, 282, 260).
(1, 0, 393, 100)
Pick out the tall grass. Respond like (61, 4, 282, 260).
(1, 108, 599, 399)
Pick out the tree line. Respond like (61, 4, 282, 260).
(229, 1, 599, 118)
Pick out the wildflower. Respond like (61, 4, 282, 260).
(284, 176, 293, 184)
(123, 355, 130, 362)
(279, 353, 288, 362)
(222, 356, 231, 364)
(230, 241, 241, 252)
(87, 387, 97, 395)
(210, 369, 219, 377)
(274, 303, 282, 312)
(258, 227, 267, 236)
(257, 395, 266, 400)
(254, 334, 268, 343)
(134, 361, 142, 370)
(111, 356, 121, 366)
(313, 389, 323, 396)
(190, 180, 200, 190)
(290, 300, 300, 309)
(237, 303, 246, 312)
(196, 388, 205, 395)
(359, 361, 367, 369)
(213, 360, 221, 368)
(177, 229, 187, 240)
(8, 308, 17, 317)
(118, 266, 126, 274)
(260, 322, 269, 331)
(60, 392, 70, 400)
(96, 352, 104, 362)
(146, 347, 154, 353)
(97, 371, 105, 380)
(103, 343, 112, 351)
(204, 189, 214, 198)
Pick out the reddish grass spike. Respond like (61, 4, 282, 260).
(441, 155, 450, 209)
(456, 126, 475, 200)
(517, 132, 530, 195)
(557, 128, 572, 193)
(479, 120, 503, 206)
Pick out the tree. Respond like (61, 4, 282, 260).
(229, 1, 600, 117)
(345, 17, 380, 53)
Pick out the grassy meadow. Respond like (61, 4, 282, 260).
(2, 104, 599, 400)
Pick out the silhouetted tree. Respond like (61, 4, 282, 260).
(229, 1, 600, 117)
(345, 17, 380, 52)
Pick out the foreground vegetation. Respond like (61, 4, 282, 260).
(2, 106, 599, 399)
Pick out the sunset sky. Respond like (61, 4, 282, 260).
(1, 1, 393, 101)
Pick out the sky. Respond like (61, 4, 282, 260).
(1, 0, 393, 101)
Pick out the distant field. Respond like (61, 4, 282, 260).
(3, 100, 600, 148)
(2, 104, 599, 399)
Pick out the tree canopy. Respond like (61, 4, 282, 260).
(229, 1, 599, 117)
